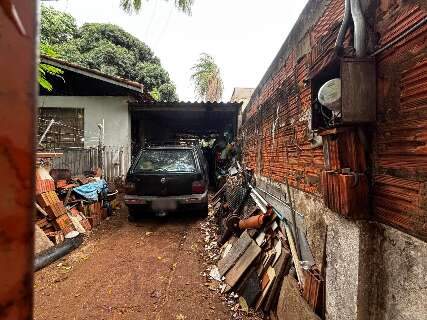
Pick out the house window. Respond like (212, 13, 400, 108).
(38, 107, 84, 149)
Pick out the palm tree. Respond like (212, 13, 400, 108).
(120, 0, 194, 15)
(191, 53, 223, 102)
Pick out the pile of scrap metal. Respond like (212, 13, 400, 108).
(210, 164, 324, 319)
(34, 154, 118, 270)
(200, 133, 237, 188)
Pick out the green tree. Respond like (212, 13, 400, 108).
(191, 53, 223, 101)
(40, 7, 178, 101)
(120, 0, 194, 15)
(40, 5, 77, 45)
(158, 83, 178, 102)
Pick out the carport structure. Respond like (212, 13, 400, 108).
(129, 101, 241, 149)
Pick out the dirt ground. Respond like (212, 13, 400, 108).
(34, 207, 260, 320)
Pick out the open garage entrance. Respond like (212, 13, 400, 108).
(129, 101, 241, 187)
(129, 101, 241, 150)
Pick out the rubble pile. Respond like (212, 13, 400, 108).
(201, 164, 324, 320)
(34, 155, 118, 264)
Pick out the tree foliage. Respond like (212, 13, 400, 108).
(191, 53, 223, 102)
(40, 6, 77, 45)
(120, 0, 194, 15)
(39, 43, 64, 92)
(40, 6, 178, 101)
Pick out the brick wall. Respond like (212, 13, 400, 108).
(373, 1, 427, 239)
(241, 0, 427, 240)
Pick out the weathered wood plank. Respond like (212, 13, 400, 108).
(218, 230, 253, 276)
(224, 240, 261, 288)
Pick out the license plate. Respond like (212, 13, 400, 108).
(151, 199, 177, 211)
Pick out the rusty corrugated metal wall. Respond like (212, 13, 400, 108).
(241, 0, 427, 240)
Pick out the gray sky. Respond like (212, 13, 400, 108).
(47, 0, 308, 101)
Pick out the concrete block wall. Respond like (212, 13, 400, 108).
(241, 0, 427, 318)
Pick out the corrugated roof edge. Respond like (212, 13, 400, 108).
(40, 54, 145, 93)
(138, 101, 242, 106)
(129, 101, 242, 112)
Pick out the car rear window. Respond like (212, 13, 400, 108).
(135, 149, 196, 173)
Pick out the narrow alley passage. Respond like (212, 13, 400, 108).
(33, 209, 258, 320)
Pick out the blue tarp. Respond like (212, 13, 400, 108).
(73, 179, 107, 202)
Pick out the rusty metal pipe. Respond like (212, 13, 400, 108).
(238, 214, 265, 230)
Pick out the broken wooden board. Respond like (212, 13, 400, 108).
(255, 231, 266, 246)
(277, 276, 321, 320)
(224, 240, 261, 288)
(67, 212, 86, 234)
(258, 250, 276, 277)
(218, 230, 252, 276)
(264, 247, 292, 312)
(255, 267, 276, 310)
(272, 240, 282, 266)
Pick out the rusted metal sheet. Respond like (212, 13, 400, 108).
(0, 1, 36, 319)
(341, 57, 377, 123)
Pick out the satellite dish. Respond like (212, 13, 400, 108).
(318, 78, 341, 112)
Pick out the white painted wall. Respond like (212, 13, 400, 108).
(38, 96, 131, 148)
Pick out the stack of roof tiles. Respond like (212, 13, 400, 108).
(34, 166, 107, 246)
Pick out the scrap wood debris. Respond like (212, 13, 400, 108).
(200, 163, 325, 319)
(34, 153, 119, 268)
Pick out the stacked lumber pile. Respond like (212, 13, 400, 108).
(209, 166, 324, 319)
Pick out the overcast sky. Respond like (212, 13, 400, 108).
(47, 0, 309, 101)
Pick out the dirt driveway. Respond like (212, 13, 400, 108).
(34, 208, 256, 320)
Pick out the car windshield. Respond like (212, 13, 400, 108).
(135, 149, 196, 173)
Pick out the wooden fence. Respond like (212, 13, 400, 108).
(52, 146, 131, 181)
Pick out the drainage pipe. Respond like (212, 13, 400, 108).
(350, 0, 368, 57)
(335, 0, 351, 52)
(335, 0, 368, 57)
(34, 233, 84, 271)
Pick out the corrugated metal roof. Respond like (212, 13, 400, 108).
(40, 55, 145, 93)
(230, 88, 255, 102)
(129, 101, 242, 112)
